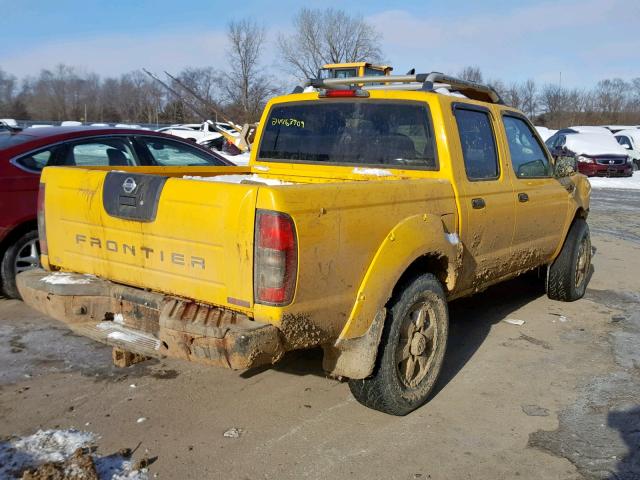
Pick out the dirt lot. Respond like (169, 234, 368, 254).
(1, 187, 638, 480)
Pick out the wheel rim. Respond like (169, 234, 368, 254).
(14, 238, 41, 274)
(396, 301, 438, 388)
(575, 235, 590, 289)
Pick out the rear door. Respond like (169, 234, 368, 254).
(452, 104, 516, 288)
(500, 112, 570, 267)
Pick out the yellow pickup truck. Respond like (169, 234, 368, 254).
(18, 72, 591, 415)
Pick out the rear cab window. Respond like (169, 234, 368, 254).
(258, 101, 438, 170)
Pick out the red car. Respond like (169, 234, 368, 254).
(0, 125, 233, 298)
(545, 130, 633, 177)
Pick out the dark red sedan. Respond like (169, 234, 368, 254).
(0, 126, 233, 298)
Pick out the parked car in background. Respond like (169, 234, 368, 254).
(0, 119, 18, 128)
(602, 125, 639, 134)
(545, 131, 632, 177)
(562, 126, 613, 135)
(0, 126, 233, 298)
(614, 129, 640, 170)
(160, 121, 222, 144)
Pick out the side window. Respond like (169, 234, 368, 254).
(15, 148, 55, 172)
(138, 137, 222, 166)
(454, 107, 499, 180)
(544, 134, 556, 149)
(503, 115, 552, 178)
(64, 138, 136, 166)
(617, 136, 632, 149)
(557, 135, 566, 148)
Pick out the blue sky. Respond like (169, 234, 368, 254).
(1, 0, 638, 87)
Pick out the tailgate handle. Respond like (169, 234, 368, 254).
(471, 198, 486, 209)
(518, 192, 529, 203)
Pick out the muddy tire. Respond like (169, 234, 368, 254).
(546, 218, 591, 302)
(348, 274, 448, 416)
(1, 230, 40, 299)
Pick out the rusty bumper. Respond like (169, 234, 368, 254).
(17, 269, 285, 370)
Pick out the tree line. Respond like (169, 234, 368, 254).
(1, 8, 639, 128)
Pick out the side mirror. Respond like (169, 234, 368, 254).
(554, 154, 577, 177)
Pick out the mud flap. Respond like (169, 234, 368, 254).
(322, 308, 386, 379)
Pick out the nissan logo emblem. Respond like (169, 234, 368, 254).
(122, 177, 137, 194)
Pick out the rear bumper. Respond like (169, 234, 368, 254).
(17, 269, 285, 370)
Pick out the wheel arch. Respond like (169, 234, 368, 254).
(0, 220, 38, 261)
(322, 214, 460, 379)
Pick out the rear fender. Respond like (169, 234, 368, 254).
(322, 213, 461, 379)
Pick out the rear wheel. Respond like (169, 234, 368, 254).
(1, 230, 40, 299)
(348, 274, 448, 416)
(547, 219, 591, 302)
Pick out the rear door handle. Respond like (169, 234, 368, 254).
(472, 198, 486, 209)
(518, 192, 529, 202)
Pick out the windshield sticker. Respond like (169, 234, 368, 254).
(271, 117, 305, 128)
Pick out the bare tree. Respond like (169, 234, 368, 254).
(458, 66, 483, 83)
(0, 68, 16, 111)
(226, 19, 279, 123)
(520, 79, 538, 118)
(278, 8, 383, 80)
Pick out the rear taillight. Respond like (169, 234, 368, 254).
(37, 183, 48, 256)
(254, 210, 297, 305)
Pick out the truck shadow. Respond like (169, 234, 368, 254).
(432, 274, 547, 397)
(244, 266, 596, 386)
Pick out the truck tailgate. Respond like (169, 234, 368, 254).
(42, 167, 258, 312)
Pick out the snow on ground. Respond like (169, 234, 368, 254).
(588, 172, 640, 190)
(40, 272, 94, 285)
(0, 429, 147, 479)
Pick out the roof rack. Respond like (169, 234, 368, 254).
(303, 72, 503, 104)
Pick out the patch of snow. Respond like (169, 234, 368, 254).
(503, 318, 525, 326)
(353, 167, 393, 177)
(253, 164, 269, 172)
(565, 132, 628, 156)
(40, 272, 92, 285)
(445, 233, 460, 245)
(183, 174, 292, 186)
(568, 125, 613, 135)
(434, 86, 467, 98)
(0, 429, 148, 480)
(223, 427, 243, 438)
(588, 172, 640, 190)
(107, 331, 141, 344)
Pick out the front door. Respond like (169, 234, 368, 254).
(501, 113, 570, 269)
